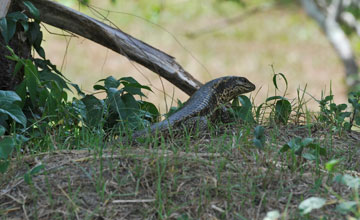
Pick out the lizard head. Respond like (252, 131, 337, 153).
(214, 76, 256, 103)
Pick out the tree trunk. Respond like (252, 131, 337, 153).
(0, 1, 31, 91)
(300, 0, 360, 89)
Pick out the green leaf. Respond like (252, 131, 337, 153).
(298, 197, 326, 215)
(71, 83, 85, 97)
(325, 159, 340, 172)
(81, 95, 104, 127)
(336, 201, 357, 214)
(30, 164, 45, 175)
(24, 172, 31, 184)
(123, 83, 147, 97)
(272, 73, 288, 91)
(0, 18, 9, 44)
(254, 125, 264, 138)
(7, 12, 28, 22)
(265, 96, 288, 102)
(252, 138, 264, 149)
(139, 101, 160, 122)
(275, 100, 292, 124)
(0, 160, 10, 174)
(40, 70, 70, 91)
(25, 60, 40, 107)
(0, 125, 5, 136)
(15, 81, 27, 106)
(301, 138, 314, 146)
(0, 102, 27, 127)
(13, 61, 24, 77)
(0, 90, 22, 103)
(280, 137, 303, 154)
(23, 1, 40, 21)
(0, 137, 15, 160)
(23, 164, 44, 185)
(253, 125, 265, 149)
(93, 85, 106, 91)
(302, 153, 316, 161)
(232, 95, 255, 123)
(339, 174, 360, 189)
(6, 19, 16, 42)
(104, 76, 120, 89)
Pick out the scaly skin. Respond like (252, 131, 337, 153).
(133, 76, 256, 138)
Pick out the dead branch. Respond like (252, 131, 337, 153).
(17, 0, 202, 95)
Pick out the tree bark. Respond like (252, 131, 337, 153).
(0, 1, 31, 91)
(17, 0, 202, 96)
(300, 0, 360, 88)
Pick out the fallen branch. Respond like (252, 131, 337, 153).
(17, 0, 202, 95)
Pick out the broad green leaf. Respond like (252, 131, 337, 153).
(93, 85, 106, 91)
(24, 172, 31, 184)
(16, 80, 26, 108)
(0, 160, 10, 174)
(0, 90, 22, 103)
(13, 61, 24, 77)
(0, 18, 9, 44)
(6, 12, 28, 22)
(104, 76, 120, 89)
(302, 153, 316, 161)
(254, 125, 265, 138)
(139, 101, 160, 122)
(23, 1, 40, 20)
(232, 95, 255, 123)
(81, 95, 104, 127)
(40, 70, 70, 91)
(275, 100, 291, 124)
(339, 174, 360, 189)
(123, 83, 147, 97)
(6, 19, 16, 42)
(30, 164, 45, 175)
(325, 159, 340, 172)
(25, 60, 40, 107)
(336, 201, 357, 214)
(0, 137, 15, 160)
(252, 138, 264, 149)
(299, 197, 326, 215)
(0, 102, 27, 127)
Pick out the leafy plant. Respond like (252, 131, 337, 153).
(318, 94, 352, 132)
(257, 69, 293, 125)
(87, 76, 160, 131)
(280, 137, 326, 161)
(252, 125, 265, 149)
(231, 95, 255, 123)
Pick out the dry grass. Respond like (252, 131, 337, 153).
(1, 122, 360, 219)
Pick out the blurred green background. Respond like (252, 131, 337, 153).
(42, 0, 356, 113)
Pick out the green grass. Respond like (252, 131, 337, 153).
(1, 85, 360, 219)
